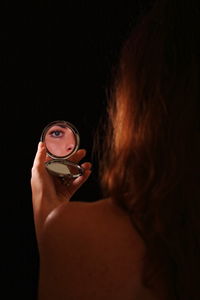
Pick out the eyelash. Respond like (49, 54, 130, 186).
(49, 130, 64, 138)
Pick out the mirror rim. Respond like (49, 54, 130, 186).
(40, 120, 80, 160)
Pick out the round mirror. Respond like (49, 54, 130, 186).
(40, 120, 84, 179)
(41, 120, 80, 159)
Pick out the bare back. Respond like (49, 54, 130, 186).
(38, 198, 170, 300)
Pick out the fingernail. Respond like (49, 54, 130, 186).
(38, 141, 45, 149)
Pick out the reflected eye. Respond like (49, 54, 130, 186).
(49, 130, 64, 138)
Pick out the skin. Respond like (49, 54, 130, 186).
(31, 142, 92, 243)
(45, 125, 76, 157)
(31, 142, 169, 300)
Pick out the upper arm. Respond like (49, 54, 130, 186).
(38, 203, 78, 299)
(38, 202, 103, 299)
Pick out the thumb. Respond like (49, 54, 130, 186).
(32, 142, 47, 172)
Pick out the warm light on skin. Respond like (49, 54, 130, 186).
(45, 125, 76, 157)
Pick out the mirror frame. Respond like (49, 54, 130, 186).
(40, 120, 80, 159)
(40, 120, 84, 179)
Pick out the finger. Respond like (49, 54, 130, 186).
(32, 142, 46, 170)
(66, 168, 92, 197)
(81, 162, 92, 170)
(68, 149, 86, 163)
(73, 168, 92, 187)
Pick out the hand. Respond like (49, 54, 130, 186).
(31, 141, 92, 241)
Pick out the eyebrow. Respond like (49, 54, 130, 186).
(49, 125, 66, 130)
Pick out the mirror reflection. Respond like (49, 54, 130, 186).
(40, 120, 84, 179)
(45, 125, 76, 157)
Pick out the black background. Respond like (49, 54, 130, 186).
(0, 1, 151, 299)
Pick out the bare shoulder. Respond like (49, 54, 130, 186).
(42, 197, 145, 255)
(38, 198, 152, 300)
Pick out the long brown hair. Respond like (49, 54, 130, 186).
(96, 0, 200, 299)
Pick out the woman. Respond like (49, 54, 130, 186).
(31, 0, 200, 299)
